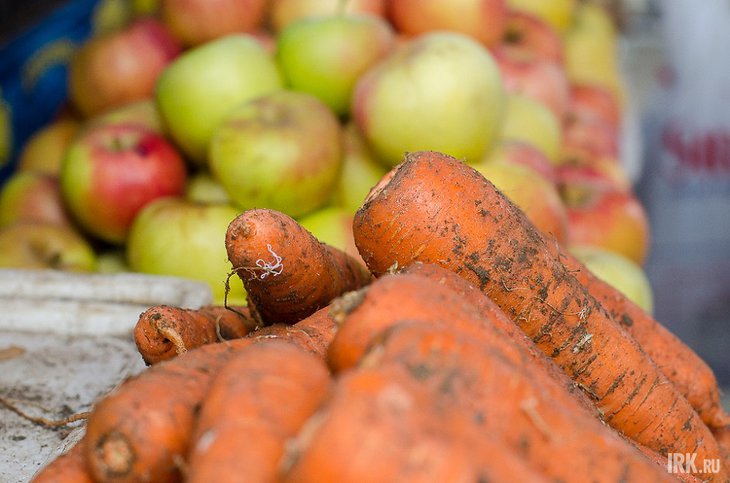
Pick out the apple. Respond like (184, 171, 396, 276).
(332, 123, 388, 214)
(269, 0, 386, 32)
(84, 98, 164, 134)
(569, 83, 620, 130)
(185, 170, 231, 205)
(555, 157, 631, 194)
(0, 171, 73, 228)
(474, 158, 568, 243)
(60, 124, 188, 244)
(297, 205, 363, 264)
(68, 18, 182, 118)
(493, 46, 570, 122)
(17, 118, 80, 175)
(276, 14, 395, 116)
(560, 115, 619, 162)
(560, 180, 650, 265)
(483, 140, 557, 184)
(507, 0, 577, 35)
(209, 91, 343, 218)
(500, 93, 562, 163)
(96, 248, 131, 274)
(132, 0, 160, 16)
(501, 10, 563, 65)
(155, 34, 283, 164)
(387, 0, 508, 47)
(352, 32, 505, 166)
(161, 0, 268, 47)
(126, 197, 246, 305)
(0, 222, 96, 272)
(569, 244, 654, 314)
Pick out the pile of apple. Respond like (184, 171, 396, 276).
(0, 0, 654, 311)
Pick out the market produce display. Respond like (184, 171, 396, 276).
(7, 0, 729, 481)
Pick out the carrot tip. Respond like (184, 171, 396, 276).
(96, 431, 135, 478)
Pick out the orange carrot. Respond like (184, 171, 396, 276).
(226, 208, 372, 326)
(248, 305, 337, 359)
(134, 304, 258, 365)
(366, 323, 678, 483)
(558, 249, 730, 429)
(31, 438, 93, 483)
(187, 341, 331, 482)
(353, 150, 726, 479)
(84, 338, 252, 483)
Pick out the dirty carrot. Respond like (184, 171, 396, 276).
(226, 208, 372, 326)
(353, 150, 727, 479)
(559, 249, 730, 429)
(248, 305, 338, 358)
(31, 438, 94, 483)
(187, 341, 331, 482)
(134, 304, 258, 365)
(84, 338, 252, 483)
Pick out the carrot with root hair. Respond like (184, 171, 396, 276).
(134, 304, 258, 365)
(187, 341, 331, 482)
(353, 150, 727, 479)
(31, 438, 93, 483)
(225, 208, 372, 326)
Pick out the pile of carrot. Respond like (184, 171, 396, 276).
(33, 150, 730, 483)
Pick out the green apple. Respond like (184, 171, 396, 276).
(185, 170, 231, 205)
(500, 93, 562, 163)
(569, 244, 654, 314)
(0, 222, 96, 272)
(209, 90, 343, 218)
(352, 31, 505, 166)
(269, 0, 386, 33)
(17, 118, 80, 175)
(276, 14, 395, 116)
(96, 248, 130, 273)
(507, 0, 577, 34)
(0, 171, 73, 228)
(126, 197, 246, 305)
(298, 205, 361, 261)
(156, 35, 284, 164)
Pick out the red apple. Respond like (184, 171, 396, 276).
(501, 10, 563, 64)
(60, 124, 188, 244)
(560, 180, 650, 265)
(484, 140, 557, 184)
(0, 222, 97, 272)
(493, 46, 570, 122)
(161, 0, 268, 47)
(555, 156, 630, 193)
(269, 0, 386, 32)
(387, 0, 508, 47)
(560, 115, 619, 162)
(68, 18, 181, 118)
(569, 82, 621, 129)
(17, 118, 80, 175)
(0, 171, 73, 228)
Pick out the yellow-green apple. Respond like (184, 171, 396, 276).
(84, 98, 164, 134)
(493, 46, 570, 122)
(560, 180, 650, 265)
(297, 205, 363, 263)
(352, 32, 505, 166)
(569, 82, 620, 130)
(96, 248, 130, 274)
(569, 244, 654, 314)
(126, 197, 246, 305)
(387, 0, 508, 47)
(484, 140, 557, 183)
(500, 93, 562, 163)
(269, 0, 386, 32)
(132, 0, 159, 16)
(17, 118, 80, 175)
(60, 124, 188, 244)
(475, 157, 568, 243)
(69, 18, 182, 118)
(0, 171, 73, 228)
(155, 35, 283, 164)
(161, 0, 268, 47)
(276, 14, 395, 116)
(332, 123, 388, 214)
(0, 222, 96, 272)
(185, 170, 231, 204)
(560, 115, 619, 162)
(209, 91, 343, 218)
(501, 10, 564, 65)
(507, 0, 577, 34)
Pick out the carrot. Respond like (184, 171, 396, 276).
(187, 341, 331, 482)
(225, 208, 372, 326)
(365, 323, 678, 483)
(248, 305, 338, 358)
(84, 338, 252, 483)
(715, 425, 730, 470)
(281, 364, 541, 483)
(353, 150, 727, 479)
(134, 304, 258, 365)
(31, 437, 93, 483)
(558, 249, 730, 429)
